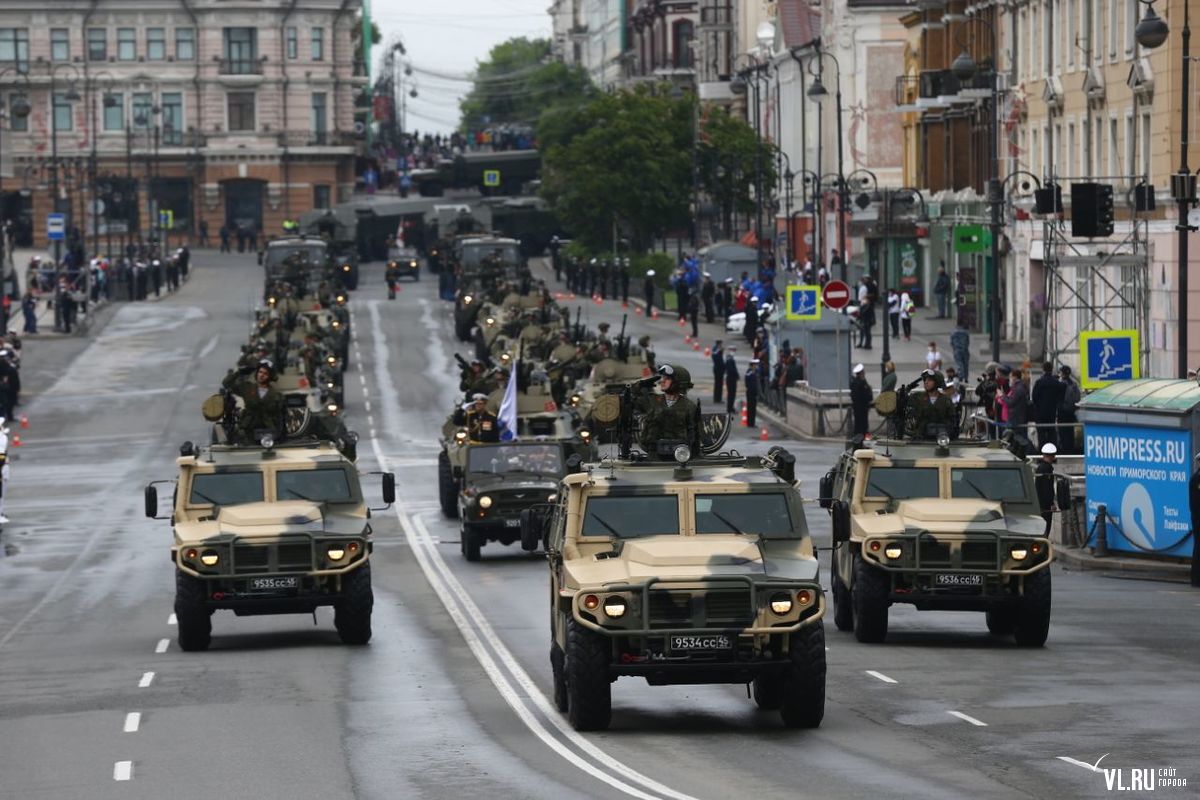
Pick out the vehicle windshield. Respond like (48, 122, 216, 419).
(581, 495, 679, 538)
(461, 243, 520, 268)
(276, 468, 354, 503)
(467, 444, 563, 476)
(694, 493, 796, 537)
(264, 244, 327, 271)
(950, 468, 1030, 501)
(189, 472, 265, 506)
(864, 466, 940, 500)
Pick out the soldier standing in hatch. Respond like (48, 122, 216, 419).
(908, 370, 954, 439)
(455, 393, 500, 442)
(222, 359, 286, 443)
(637, 364, 698, 456)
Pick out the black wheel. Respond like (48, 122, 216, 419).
(1013, 569, 1051, 647)
(752, 673, 784, 711)
(565, 619, 611, 731)
(438, 451, 458, 519)
(852, 555, 889, 644)
(985, 607, 1018, 636)
(174, 570, 212, 652)
(550, 641, 569, 712)
(334, 562, 373, 645)
(831, 564, 853, 632)
(780, 621, 826, 728)
(462, 525, 481, 562)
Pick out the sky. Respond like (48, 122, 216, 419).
(370, 0, 554, 134)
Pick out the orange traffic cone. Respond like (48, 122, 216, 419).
(704, 347, 711, 357)
(19, 415, 28, 429)
(684, 335, 691, 343)
(759, 426, 770, 441)
(692, 342, 701, 351)
(11, 435, 21, 447)
(635, 306, 644, 316)
(677, 317, 686, 327)
(651, 309, 660, 320)
(740, 403, 748, 427)
(622, 302, 628, 309)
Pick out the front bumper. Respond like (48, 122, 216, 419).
(193, 571, 362, 615)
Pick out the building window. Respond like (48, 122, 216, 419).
(9, 93, 27, 131)
(118, 28, 136, 61)
(223, 27, 258, 72)
(0, 28, 29, 69)
(672, 20, 694, 69)
(162, 92, 183, 144)
(1031, 128, 1040, 176)
(311, 27, 324, 61)
(88, 28, 107, 61)
(147, 28, 166, 61)
(1067, 0, 1076, 68)
(51, 29, 69, 62)
(287, 27, 298, 59)
(1045, 0, 1054, 72)
(52, 92, 73, 132)
(311, 92, 327, 143)
(1109, 116, 1119, 178)
(131, 92, 153, 128)
(1141, 111, 1151, 181)
(1125, 0, 1137, 54)
(103, 91, 124, 131)
(176, 28, 195, 60)
(227, 91, 255, 131)
(313, 185, 331, 209)
(1124, 114, 1135, 178)
(1067, 122, 1076, 177)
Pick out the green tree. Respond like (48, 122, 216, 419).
(459, 38, 592, 131)
(696, 106, 776, 236)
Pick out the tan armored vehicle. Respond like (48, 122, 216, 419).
(820, 438, 1052, 645)
(145, 437, 395, 651)
(521, 446, 826, 731)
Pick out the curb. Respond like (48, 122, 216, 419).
(1055, 545, 1192, 583)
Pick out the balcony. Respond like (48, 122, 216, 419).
(920, 69, 960, 100)
(216, 57, 265, 87)
(276, 130, 358, 150)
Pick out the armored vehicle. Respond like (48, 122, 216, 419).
(259, 236, 330, 296)
(820, 438, 1053, 645)
(521, 447, 826, 731)
(387, 246, 422, 282)
(145, 437, 394, 651)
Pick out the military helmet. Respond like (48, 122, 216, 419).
(658, 363, 692, 391)
(922, 368, 946, 389)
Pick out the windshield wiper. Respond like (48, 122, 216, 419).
(588, 513, 621, 537)
(191, 489, 225, 506)
(957, 474, 989, 499)
(282, 488, 319, 501)
(709, 510, 745, 534)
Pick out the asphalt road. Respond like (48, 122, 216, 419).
(0, 251, 1197, 799)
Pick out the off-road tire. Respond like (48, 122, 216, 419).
(752, 674, 784, 711)
(1013, 569, 1051, 647)
(985, 607, 1018, 636)
(174, 570, 212, 652)
(565, 619, 611, 731)
(831, 565, 854, 632)
(780, 622, 826, 728)
(852, 555, 890, 644)
(334, 563, 373, 645)
(550, 641, 569, 712)
(462, 525, 481, 562)
(438, 451, 458, 519)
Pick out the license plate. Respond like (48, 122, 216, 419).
(934, 574, 983, 587)
(249, 576, 299, 591)
(670, 634, 732, 652)
(504, 518, 522, 528)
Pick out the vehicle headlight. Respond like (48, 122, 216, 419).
(769, 593, 793, 615)
(547, 493, 557, 502)
(388, 261, 398, 268)
(454, 429, 468, 443)
(673, 444, 691, 464)
(485, 317, 496, 326)
(327, 355, 337, 364)
(569, 394, 581, 406)
(884, 544, 903, 560)
(342, 264, 351, 272)
(200, 550, 220, 567)
(795, 589, 814, 607)
(1010, 546, 1029, 561)
(410, 260, 418, 268)
(327, 403, 339, 413)
(463, 295, 473, 304)
(336, 295, 346, 304)
(602, 596, 626, 618)
(327, 545, 347, 561)
(937, 433, 951, 447)
(579, 430, 591, 441)
(479, 495, 493, 509)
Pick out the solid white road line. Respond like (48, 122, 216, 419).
(113, 761, 133, 781)
(123, 712, 141, 733)
(154, 638, 169, 654)
(865, 670, 898, 684)
(137, 672, 155, 688)
(1057, 755, 1109, 772)
(948, 710, 988, 727)
(167, 613, 177, 626)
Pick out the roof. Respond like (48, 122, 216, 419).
(860, 440, 1023, 463)
(565, 458, 791, 488)
(1078, 379, 1200, 412)
(779, 0, 821, 49)
(181, 441, 347, 468)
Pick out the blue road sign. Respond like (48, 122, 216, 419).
(1084, 423, 1194, 556)
(1079, 329, 1139, 389)
(483, 169, 501, 188)
(46, 213, 65, 241)
(785, 285, 821, 321)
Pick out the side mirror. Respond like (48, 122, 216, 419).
(831, 500, 851, 544)
(144, 484, 158, 519)
(818, 472, 834, 509)
(382, 472, 396, 505)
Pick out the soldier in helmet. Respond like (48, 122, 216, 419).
(637, 363, 699, 457)
(222, 358, 286, 443)
(908, 369, 955, 439)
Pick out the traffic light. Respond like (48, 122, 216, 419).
(1070, 182, 1115, 237)
(1034, 183, 1062, 214)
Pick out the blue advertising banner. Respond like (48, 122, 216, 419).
(1084, 423, 1194, 556)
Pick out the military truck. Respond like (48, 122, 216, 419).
(520, 446, 826, 731)
(259, 236, 331, 296)
(819, 437, 1053, 646)
(144, 436, 395, 650)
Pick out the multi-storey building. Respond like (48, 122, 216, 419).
(0, 0, 367, 252)
(629, 0, 697, 87)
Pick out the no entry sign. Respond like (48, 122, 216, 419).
(822, 280, 852, 310)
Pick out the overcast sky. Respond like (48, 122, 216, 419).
(371, 0, 553, 134)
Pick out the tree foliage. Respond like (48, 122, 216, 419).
(459, 38, 592, 131)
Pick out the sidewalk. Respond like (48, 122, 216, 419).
(1054, 545, 1193, 583)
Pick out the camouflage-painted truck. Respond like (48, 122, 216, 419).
(522, 446, 826, 731)
(820, 438, 1053, 646)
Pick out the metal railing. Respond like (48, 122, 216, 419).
(218, 58, 263, 76)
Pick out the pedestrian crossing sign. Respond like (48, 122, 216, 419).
(1079, 329, 1139, 389)
(483, 169, 501, 187)
(158, 209, 174, 230)
(785, 285, 821, 321)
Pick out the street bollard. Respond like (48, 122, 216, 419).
(1094, 502, 1110, 557)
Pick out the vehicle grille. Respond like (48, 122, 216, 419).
(493, 492, 543, 513)
(961, 541, 999, 568)
(647, 589, 754, 629)
(914, 536, 999, 570)
(916, 537, 953, 567)
(233, 543, 314, 574)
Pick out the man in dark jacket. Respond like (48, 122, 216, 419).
(724, 347, 739, 414)
(711, 340, 724, 404)
(1034, 443, 1058, 535)
(701, 274, 716, 323)
(688, 293, 700, 338)
(1057, 365, 1081, 454)
(744, 359, 760, 427)
(1031, 361, 1064, 447)
(849, 363, 873, 437)
(718, 277, 733, 321)
(743, 300, 758, 345)
(999, 367, 1031, 454)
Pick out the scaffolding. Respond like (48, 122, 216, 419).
(1038, 172, 1150, 374)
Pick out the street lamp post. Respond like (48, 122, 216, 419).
(804, 45, 847, 283)
(48, 64, 82, 265)
(88, 73, 116, 259)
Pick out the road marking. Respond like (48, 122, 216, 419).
(113, 761, 132, 781)
(865, 670, 897, 684)
(1057, 755, 1110, 772)
(948, 710, 988, 727)
(364, 400, 372, 413)
(359, 375, 367, 387)
(362, 385, 370, 398)
(138, 672, 155, 688)
(198, 334, 220, 359)
(364, 301, 695, 800)
(167, 613, 176, 626)
(123, 712, 141, 733)
(154, 638, 169, 654)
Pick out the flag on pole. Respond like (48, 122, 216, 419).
(497, 359, 519, 441)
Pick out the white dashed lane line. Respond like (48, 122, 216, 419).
(154, 638, 169, 654)
(865, 670, 898, 684)
(138, 672, 155, 688)
(123, 712, 141, 733)
(167, 613, 176, 626)
(113, 761, 133, 781)
(948, 710, 988, 727)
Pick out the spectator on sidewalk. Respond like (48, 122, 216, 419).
(858, 296, 875, 350)
(887, 287, 901, 337)
(899, 291, 914, 340)
(881, 360, 897, 392)
(998, 367, 1031, 454)
(743, 298, 758, 345)
(1057, 365, 1081, 454)
(850, 363, 873, 438)
(926, 341, 943, 371)
(933, 263, 951, 318)
(724, 346, 739, 414)
(718, 277, 733, 321)
(0, 416, 10, 524)
(219, 224, 230, 253)
(1032, 361, 1064, 448)
(950, 324, 970, 379)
